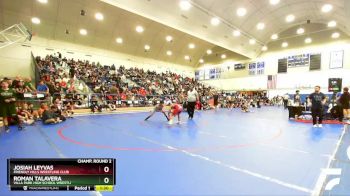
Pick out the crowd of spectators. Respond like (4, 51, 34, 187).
(0, 76, 74, 132)
(35, 53, 220, 112)
(35, 54, 277, 113)
(1, 53, 277, 132)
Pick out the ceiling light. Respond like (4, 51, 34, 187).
(233, 30, 241, 37)
(144, 44, 150, 50)
(271, 34, 278, 40)
(166, 35, 173, 42)
(221, 54, 226, 59)
(116, 37, 123, 44)
(296, 28, 305, 34)
(184, 55, 190, 60)
(285, 14, 295, 23)
(79, 29, 87, 35)
(269, 0, 280, 5)
(31, 17, 41, 24)
(210, 17, 220, 26)
(95, 12, 104, 21)
(331, 32, 340, 39)
(262, 46, 268, 51)
(305, 37, 312, 44)
(282, 42, 288, 48)
(206, 49, 212, 55)
(188, 43, 195, 49)
(136, 26, 144, 33)
(237, 7, 247, 17)
(179, 0, 191, 11)
(328, 20, 337, 27)
(199, 59, 204, 63)
(321, 4, 333, 13)
(256, 22, 265, 30)
(166, 50, 172, 56)
(37, 0, 48, 4)
(249, 39, 256, 45)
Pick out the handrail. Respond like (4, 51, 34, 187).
(31, 53, 41, 87)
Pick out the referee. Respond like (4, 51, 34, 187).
(187, 86, 198, 119)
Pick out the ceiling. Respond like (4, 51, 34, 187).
(266, 22, 349, 52)
(0, 0, 349, 67)
(102, 0, 350, 58)
(0, 0, 248, 67)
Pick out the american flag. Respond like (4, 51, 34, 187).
(267, 75, 277, 89)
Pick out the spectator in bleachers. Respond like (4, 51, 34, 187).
(42, 105, 62, 124)
(37, 80, 49, 95)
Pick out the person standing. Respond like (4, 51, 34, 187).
(0, 80, 23, 132)
(309, 86, 326, 127)
(339, 87, 350, 121)
(294, 90, 301, 106)
(213, 92, 219, 109)
(283, 93, 289, 109)
(187, 86, 198, 119)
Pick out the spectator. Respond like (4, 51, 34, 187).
(37, 80, 49, 95)
(339, 87, 350, 121)
(42, 105, 62, 124)
(0, 80, 23, 132)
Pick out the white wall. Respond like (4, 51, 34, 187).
(0, 37, 195, 78)
(201, 75, 267, 90)
(0, 44, 33, 78)
(199, 40, 350, 91)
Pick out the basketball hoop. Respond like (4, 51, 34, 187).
(0, 23, 32, 49)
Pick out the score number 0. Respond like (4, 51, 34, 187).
(103, 166, 110, 184)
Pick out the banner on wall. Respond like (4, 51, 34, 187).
(287, 54, 310, 67)
(249, 61, 264, 75)
(195, 67, 222, 80)
(209, 68, 216, 79)
(248, 63, 256, 75)
(195, 71, 199, 80)
(234, 63, 245, 70)
(257, 62, 265, 75)
(215, 67, 222, 79)
(330, 50, 343, 69)
(198, 70, 204, 80)
(204, 69, 210, 80)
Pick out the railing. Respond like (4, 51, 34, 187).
(52, 93, 186, 109)
(16, 92, 51, 109)
(14, 91, 275, 112)
(31, 52, 41, 87)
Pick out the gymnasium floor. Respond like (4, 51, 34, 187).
(0, 107, 349, 196)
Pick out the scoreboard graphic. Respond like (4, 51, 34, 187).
(7, 158, 116, 191)
(328, 78, 342, 92)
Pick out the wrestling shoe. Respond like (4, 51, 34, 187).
(5, 126, 10, 133)
(318, 124, 323, 128)
(18, 125, 24, 131)
(313, 125, 317, 128)
(168, 120, 173, 125)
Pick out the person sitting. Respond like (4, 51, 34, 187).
(17, 103, 35, 125)
(37, 80, 49, 95)
(241, 100, 250, 113)
(51, 105, 67, 122)
(90, 95, 102, 113)
(27, 103, 40, 120)
(42, 105, 62, 124)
